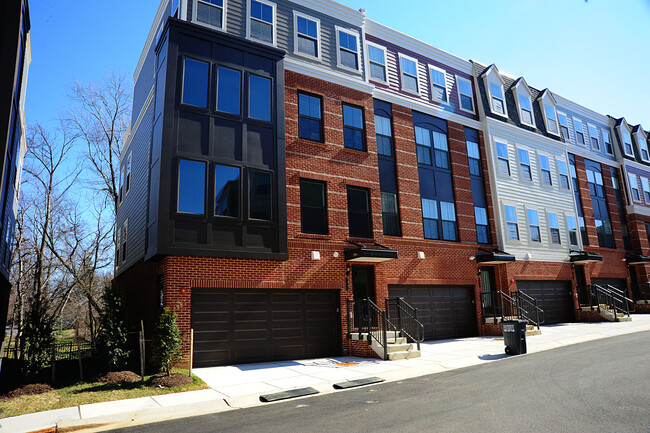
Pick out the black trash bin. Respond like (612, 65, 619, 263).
(500, 319, 527, 355)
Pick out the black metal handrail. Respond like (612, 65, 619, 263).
(347, 298, 397, 360)
(385, 297, 424, 350)
(513, 290, 545, 329)
(632, 282, 650, 303)
(592, 284, 633, 319)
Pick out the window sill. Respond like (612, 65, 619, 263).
(293, 51, 322, 62)
(337, 64, 362, 75)
(342, 146, 367, 154)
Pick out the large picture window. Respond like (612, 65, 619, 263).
(178, 159, 206, 214)
(249, 170, 272, 220)
(248, 75, 271, 121)
(217, 67, 241, 115)
(214, 165, 240, 217)
(182, 58, 209, 108)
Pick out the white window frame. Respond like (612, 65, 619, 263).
(119, 165, 125, 205)
(366, 41, 388, 84)
(637, 131, 649, 162)
(556, 158, 570, 190)
(557, 111, 569, 139)
(642, 177, 650, 202)
(193, 0, 227, 32)
(125, 151, 132, 196)
(398, 53, 420, 95)
(566, 214, 579, 246)
(495, 140, 510, 177)
(603, 130, 613, 154)
(621, 125, 634, 156)
(629, 173, 641, 202)
(539, 91, 559, 137)
(526, 207, 542, 243)
(246, 0, 277, 46)
(517, 147, 532, 182)
(573, 117, 585, 145)
(428, 65, 448, 104)
(588, 124, 599, 150)
(293, 11, 321, 60)
(513, 81, 535, 128)
(504, 203, 520, 242)
(485, 77, 507, 117)
(335, 26, 361, 73)
(538, 153, 553, 187)
(547, 211, 561, 245)
(456, 75, 475, 114)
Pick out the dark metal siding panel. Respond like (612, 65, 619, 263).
(191, 288, 340, 367)
(117, 102, 154, 274)
(516, 280, 573, 325)
(132, 35, 158, 127)
(389, 285, 477, 340)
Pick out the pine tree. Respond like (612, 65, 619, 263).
(152, 308, 183, 376)
(97, 285, 131, 371)
(22, 294, 54, 379)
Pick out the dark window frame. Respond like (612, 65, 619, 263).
(342, 102, 366, 151)
(181, 56, 210, 109)
(300, 178, 328, 235)
(347, 185, 373, 239)
(177, 158, 207, 215)
(298, 91, 323, 142)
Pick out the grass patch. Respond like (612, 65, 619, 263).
(0, 370, 208, 419)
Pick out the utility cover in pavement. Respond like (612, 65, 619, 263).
(333, 377, 385, 389)
(259, 387, 319, 402)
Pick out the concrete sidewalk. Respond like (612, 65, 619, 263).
(3, 315, 650, 433)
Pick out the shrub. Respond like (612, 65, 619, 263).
(151, 308, 182, 376)
(97, 285, 131, 371)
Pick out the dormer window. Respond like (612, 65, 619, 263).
(490, 83, 506, 115)
(622, 128, 633, 156)
(544, 105, 558, 134)
(539, 90, 559, 136)
(513, 78, 535, 127)
(399, 54, 419, 94)
(588, 124, 599, 150)
(518, 95, 533, 125)
(573, 118, 585, 145)
(638, 132, 649, 161)
(429, 66, 447, 103)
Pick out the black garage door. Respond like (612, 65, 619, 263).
(191, 289, 340, 367)
(591, 278, 627, 294)
(517, 281, 573, 325)
(388, 285, 477, 340)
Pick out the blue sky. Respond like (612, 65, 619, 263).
(26, 0, 650, 128)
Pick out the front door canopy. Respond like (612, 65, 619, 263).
(476, 250, 516, 264)
(345, 245, 398, 262)
(569, 251, 603, 264)
(624, 254, 650, 265)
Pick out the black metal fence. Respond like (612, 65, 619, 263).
(2, 340, 95, 362)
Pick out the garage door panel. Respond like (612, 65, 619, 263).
(517, 281, 573, 325)
(388, 285, 476, 340)
(192, 288, 340, 367)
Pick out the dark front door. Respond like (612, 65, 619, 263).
(574, 265, 589, 306)
(352, 266, 375, 328)
(480, 267, 497, 315)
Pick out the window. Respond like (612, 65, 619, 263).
(544, 105, 558, 135)
(195, 0, 225, 29)
(518, 148, 532, 181)
(557, 112, 569, 139)
(588, 124, 599, 150)
(415, 126, 449, 169)
(298, 93, 322, 142)
(343, 104, 365, 151)
(399, 54, 419, 93)
(120, 221, 128, 264)
(217, 67, 241, 115)
(490, 82, 505, 115)
(586, 159, 614, 248)
(573, 118, 585, 144)
(642, 177, 650, 202)
(367, 43, 387, 82)
(466, 139, 481, 176)
(249, 170, 272, 220)
(214, 165, 240, 217)
(294, 13, 319, 58)
(505, 205, 519, 240)
(381, 192, 399, 236)
(569, 154, 588, 245)
(182, 58, 209, 108)
(629, 173, 640, 201)
(119, 166, 125, 204)
(248, 75, 271, 121)
(248, 0, 275, 44)
(347, 186, 372, 238)
(429, 66, 447, 103)
(375, 114, 392, 156)
(638, 134, 649, 161)
(645, 222, 650, 249)
(178, 159, 206, 214)
(457, 77, 474, 112)
(125, 152, 132, 194)
(300, 179, 327, 234)
(539, 154, 552, 185)
(519, 95, 534, 125)
(548, 212, 560, 244)
(566, 215, 578, 246)
(336, 28, 359, 71)
(603, 130, 613, 154)
(528, 209, 541, 242)
(496, 141, 510, 175)
(421, 199, 456, 241)
(622, 129, 633, 155)
(475, 207, 489, 244)
(557, 159, 570, 189)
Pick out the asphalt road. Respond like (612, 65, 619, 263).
(110, 331, 650, 433)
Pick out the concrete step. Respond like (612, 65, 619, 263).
(526, 329, 542, 336)
(484, 316, 518, 324)
(349, 333, 406, 343)
(387, 350, 421, 361)
(599, 310, 632, 322)
(636, 300, 650, 305)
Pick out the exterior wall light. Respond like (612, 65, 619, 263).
(311, 251, 321, 260)
(469, 256, 475, 261)
(417, 251, 425, 259)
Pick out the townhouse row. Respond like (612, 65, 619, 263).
(113, 0, 650, 367)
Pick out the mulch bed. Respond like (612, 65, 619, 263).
(3, 383, 54, 399)
(147, 373, 193, 388)
(96, 371, 141, 384)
